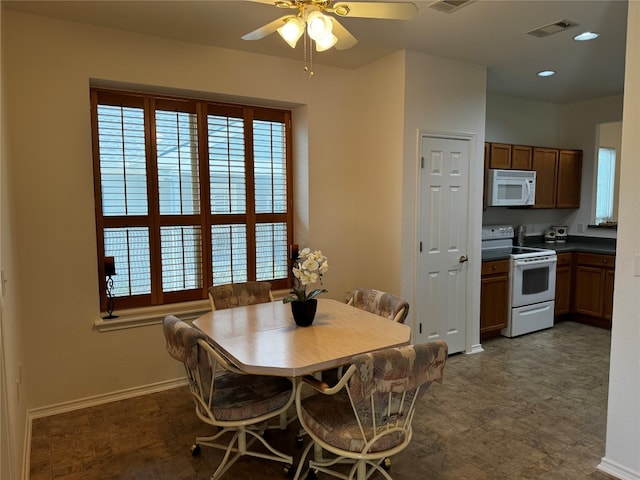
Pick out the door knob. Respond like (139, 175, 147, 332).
(459, 255, 469, 263)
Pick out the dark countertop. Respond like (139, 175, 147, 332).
(525, 236, 616, 255)
(482, 236, 616, 262)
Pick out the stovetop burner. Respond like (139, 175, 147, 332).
(481, 225, 556, 261)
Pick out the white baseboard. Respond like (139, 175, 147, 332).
(599, 457, 640, 480)
(28, 377, 188, 419)
(23, 378, 188, 480)
(467, 343, 484, 354)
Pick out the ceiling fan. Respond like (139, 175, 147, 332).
(242, 1, 418, 53)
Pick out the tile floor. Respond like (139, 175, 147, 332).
(30, 321, 618, 480)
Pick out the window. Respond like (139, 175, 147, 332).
(91, 89, 293, 311)
(595, 147, 616, 224)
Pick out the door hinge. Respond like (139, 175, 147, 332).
(419, 323, 422, 334)
(419, 241, 423, 252)
(421, 157, 424, 169)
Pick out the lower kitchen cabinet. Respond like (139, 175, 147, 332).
(573, 253, 615, 328)
(480, 260, 510, 338)
(555, 252, 573, 317)
(603, 269, 615, 321)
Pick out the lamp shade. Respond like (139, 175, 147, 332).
(104, 256, 116, 276)
(306, 11, 333, 41)
(277, 16, 305, 48)
(315, 32, 337, 51)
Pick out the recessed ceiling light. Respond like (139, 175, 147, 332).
(574, 31, 600, 41)
(537, 70, 557, 77)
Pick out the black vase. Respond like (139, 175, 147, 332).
(291, 299, 317, 327)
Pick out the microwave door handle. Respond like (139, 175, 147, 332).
(525, 180, 532, 203)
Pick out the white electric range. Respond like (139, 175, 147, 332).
(481, 225, 557, 337)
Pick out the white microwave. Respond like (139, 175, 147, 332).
(487, 169, 536, 207)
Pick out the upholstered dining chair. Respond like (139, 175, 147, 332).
(208, 281, 274, 311)
(293, 341, 448, 480)
(162, 315, 295, 479)
(346, 288, 410, 324)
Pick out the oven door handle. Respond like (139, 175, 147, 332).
(513, 257, 557, 267)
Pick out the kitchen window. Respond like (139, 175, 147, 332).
(91, 89, 293, 312)
(595, 146, 616, 224)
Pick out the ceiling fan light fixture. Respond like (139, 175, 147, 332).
(306, 11, 333, 41)
(277, 16, 305, 48)
(315, 32, 338, 51)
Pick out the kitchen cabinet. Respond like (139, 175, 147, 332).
(555, 252, 573, 317)
(532, 147, 558, 208)
(573, 253, 615, 327)
(556, 149, 582, 208)
(511, 145, 533, 170)
(532, 147, 582, 209)
(488, 143, 511, 169)
(484, 142, 581, 209)
(603, 269, 615, 320)
(480, 260, 510, 338)
(484, 142, 489, 210)
(487, 143, 532, 170)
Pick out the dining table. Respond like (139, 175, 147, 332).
(192, 298, 412, 377)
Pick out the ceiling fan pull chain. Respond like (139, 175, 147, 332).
(303, 29, 314, 77)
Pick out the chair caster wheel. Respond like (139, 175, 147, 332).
(382, 457, 391, 470)
(295, 435, 304, 448)
(190, 444, 201, 456)
(306, 469, 318, 480)
(284, 463, 294, 477)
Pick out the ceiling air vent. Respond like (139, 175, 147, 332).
(429, 0, 475, 14)
(527, 19, 578, 38)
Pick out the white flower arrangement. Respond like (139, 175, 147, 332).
(283, 247, 329, 303)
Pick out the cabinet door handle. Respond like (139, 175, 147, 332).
(459, 255, 469, 264)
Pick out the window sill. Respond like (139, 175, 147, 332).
(93, 289, 292, 332)
(94, 300, 210, 332)
(588, 222, 618, 230)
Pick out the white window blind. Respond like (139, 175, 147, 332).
(92, 89, 293, 310)
(595, 147, 616, 224)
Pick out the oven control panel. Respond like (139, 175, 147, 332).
(481, 225, 514, 241)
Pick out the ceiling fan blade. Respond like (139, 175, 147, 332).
(242, 15, 294, 41)
(329, 2, 418, 20)
(331, 18, 358, 50)
(245, 0, 296, 6)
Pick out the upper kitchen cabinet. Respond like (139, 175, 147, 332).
(484, 143, 489, 210)
(532, 147, 558, 208)
(487, 143, 532, 170)
(511, 145, 533, 170)
(557, 149, 583, 208)
(532, 147, 582, 209)
(488, 143, 511, 169)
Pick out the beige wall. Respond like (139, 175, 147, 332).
(4, 5, 639, 479)
(350, 51, 407, 297)
(2, 10, 360, 411)
(600, 2, 640, 477)
(486, 93, 560, 147)
(403, 50, 487, 351)
(3, 7, 491, 415)
(1, 3, 27, 477)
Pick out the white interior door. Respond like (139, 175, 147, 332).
(415, 134, 470, 354)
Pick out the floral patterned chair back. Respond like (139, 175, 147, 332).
(208, 281, 273, 311)
(295, 341, 448, 480)
(346, 288, 410, 324)
(162, 315, 295, 479)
